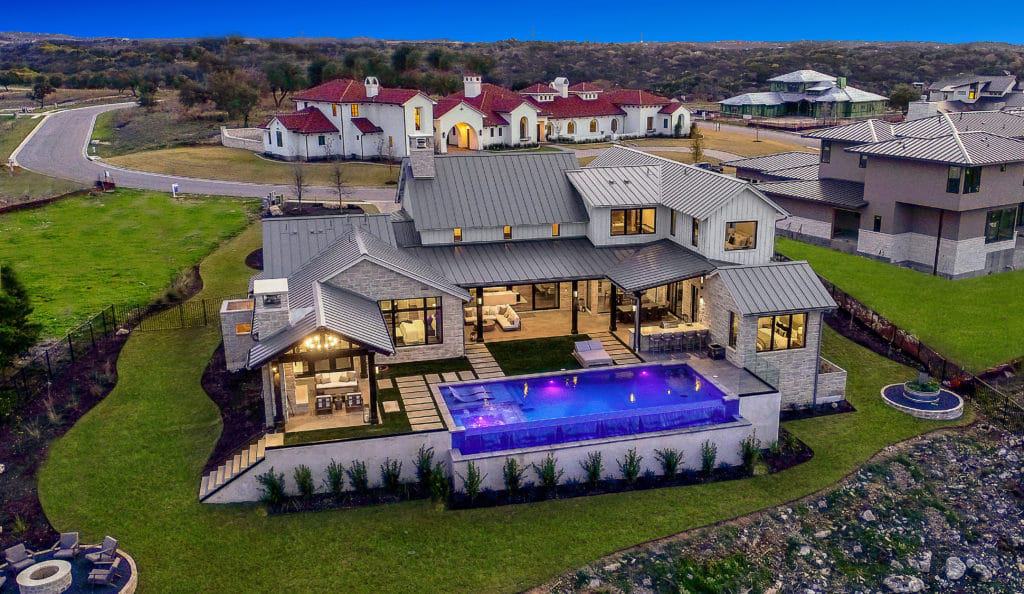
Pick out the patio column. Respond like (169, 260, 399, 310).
(609, 285, 617, 331)
(475, 287, 484, 343)
(367, 351, 380, 425)
(359, 353, 368, 378)
(570, 280, 579, 335)
(632, 291, 642, 351)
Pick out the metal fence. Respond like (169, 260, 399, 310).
(0, 295, 243, 424)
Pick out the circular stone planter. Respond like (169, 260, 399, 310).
(16, 559, 72, 594)
(881, 383, 963, 420)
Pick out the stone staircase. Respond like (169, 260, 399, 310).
(199, 432, 283, 501)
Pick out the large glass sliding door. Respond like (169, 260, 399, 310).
(511, 283, 561, 311)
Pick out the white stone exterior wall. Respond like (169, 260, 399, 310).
(435, 104, 484, 153)
(777, 215, 832, 240)
(548, 115, 622, 142)
(857, 230, 1019, 277)
(219, 299, 254, 372)
(324, 260, 467, 364)
(817, 358, 848, 404)
(263, 119, 336, 161)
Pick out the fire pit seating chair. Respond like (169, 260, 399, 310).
(3, 543, 34, 573)
(87, 557, 122, 587)
(53, 532, 80, 560)
(85, 536, 118, 565)
(463, 304, 521, 331)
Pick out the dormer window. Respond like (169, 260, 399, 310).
(551, 223, 560, 237)
(414, 107, 422, 131)
(503, 225, 513, 240)
(453, 227, 463, 242)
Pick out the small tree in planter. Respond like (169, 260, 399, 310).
(655, 448, 682, 480)
(502, 458, 527, 498)
(580, 451, 604, 490)
(429, 462, 450, 507)
(323, 459, 345, 498)
(380, 458, 403, 495)
(415, 444, 435, 493)
(293, 465, 315, 500)
(256, 467, 286, 506)
(346, 460, 369, 494)
(740, 432, 761, 476)
(618, 448, 643, 486)
(458, 461, 486, 505)
(700, 440, 718, 479)
(532, 453, 564, 498)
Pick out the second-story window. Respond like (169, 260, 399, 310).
(947, 166, 962, 193)
(820, 140, 832, 163)
(414, 107, 422, 131)
(453, 227, 462, 242)
(551, 223, 560, 237)
(503, 225, 512, 240)
(351, 104, 359, 117)
(725, 221, 757, 251)
(858, 154, 868, 168)
(610, 208, 656, 236)
(963, 166, 982, 193)
(670, 211, 677, 236)
(691, 219, 700, 247)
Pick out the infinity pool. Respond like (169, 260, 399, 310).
(440, 363, 739, 454)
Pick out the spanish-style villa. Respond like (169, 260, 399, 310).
(260, 75, 691, 160)
(727, 111, 1024, 278)
(720, 70, 888, 120)
(208, 142, 845, 502)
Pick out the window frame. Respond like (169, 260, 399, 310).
(379, 297, 444, 348)
(503, 225, 513, 240)
(820, 140, 832, 163)
(670, 211, 677, 236)
(755, 312, 808, 352)
(350, 104, 359, 117)
(589, 119, 598, 133)
(858, 154, 868, 168)
(275, 130, 283, 147)
(873, 215, 882, 233)
(609, 207, 657, 236)
(453, 227, 462, 243)
(691, 218, 700, 247)
(963, 166, 982, 194)
(728, 312, 738, 349)
(551, 223, 560, 237)
(317, 135, 326, 146)
(724, 220, 758, 251)
(414, 106, 422, 131)
(985, 207, 1017, 243)
(946, 165, 962, 193)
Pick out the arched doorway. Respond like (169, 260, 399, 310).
(448, 122, 479, 151)
(519, 116, 529, 141)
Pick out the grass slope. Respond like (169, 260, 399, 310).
(0, 189, 255, 337)
(106, 146, 399, 187)
(38, 222, 969, 593)
(1, 116, 82, 203)
(777, 237, 1024, 371)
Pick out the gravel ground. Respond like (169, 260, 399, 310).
(538, 423, 1024, 593)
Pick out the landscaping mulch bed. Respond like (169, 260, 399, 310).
(277, 203, 366, 218)
(245, 248, 263, 271)
(824, 309, 920, 370)
(779, 399, 856, 422)
(200, 346, 266, 474)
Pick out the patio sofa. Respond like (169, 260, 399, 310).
(463, 304, 521, 331)
(573, 339, 614, 368)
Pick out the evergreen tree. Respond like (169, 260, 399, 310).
(0, 265, 41, 369)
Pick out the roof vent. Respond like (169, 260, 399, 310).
(622, 179, 631, 185)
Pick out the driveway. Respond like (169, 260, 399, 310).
(12, 103, 399, 209)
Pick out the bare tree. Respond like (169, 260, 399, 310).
(377, 136, 396, 173)
(330, 159, 350, 210)
(291, 164, 306, 213)
(689, 122, 704, 164)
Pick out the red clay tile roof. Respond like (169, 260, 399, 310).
(445, 83, 534, 127)
(263, 107, 338, 134)
(292, 78, 424, 105)
(605, 88, 672, 106)
(524, 95, 625, 118)
(659, 101, 686, 114)
(351, 117, 383, 134)
(519, 83, 555, 94)
(569, 82, 605, 92)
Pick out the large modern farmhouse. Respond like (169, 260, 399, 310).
(720, 70, 888, 120)
(209, 143, 844, 502)
(729, 111, 1024, 278)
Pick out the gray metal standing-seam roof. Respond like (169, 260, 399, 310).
(803, 119, 896, 144)
(719, 92, 785, 106)
(400, 152, 588, 231)
(607, 241, 715, 292)
(565, 165, 663, 207)
(407, 239, 632, 287)
(587, 146, 784, 220)
(809, 85, 887, 103)
(768, 70, 837, 84)
(247, 311, 318, 368)
(723, 152, 821, 172)
(314, 282, 395, 355)
(262, 214, 397, 278)
(757, 179, 867, 209)
(766, 164, 821, 181)
(846, 131, 1024, 166)
(715, 261, 837, 316)
(892, 111, 1024, 139)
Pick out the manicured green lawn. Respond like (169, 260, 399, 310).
(777, 237, 1024, 372)
(487, 334, 590, 375)
(37, 229, 970, 594)
(0, 189, 256, 337)
(1, 116, 83, 203)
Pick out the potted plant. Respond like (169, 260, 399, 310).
(904, 369, 941, 402)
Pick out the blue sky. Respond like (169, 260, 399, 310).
(5, 0, 1024, 43)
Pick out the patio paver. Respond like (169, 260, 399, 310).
(376, 378, 394, 390)
(402, 396, 434, 405)
(404, 402, 436, 412)
(424, 373, 442, 384)
(442, 372, 460, 382)
(411, 421, 445, 431)
(407, 409, 439, 420)
(457, 370, 476, 381)
(382, 401, 400, 413)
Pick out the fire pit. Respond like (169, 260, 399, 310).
(15, 559, 72, 594)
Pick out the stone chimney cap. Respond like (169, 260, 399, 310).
(254, 278, 289, 295)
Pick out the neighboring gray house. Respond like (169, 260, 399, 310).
(730, 112, 1024, 278)
(908, 74, 1024, 120)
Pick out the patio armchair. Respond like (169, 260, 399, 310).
(87, 557, 122, 586)
(53, 532, 80, 560)
(345, 392, 364, 414)
(85, 536, 118, 565)
(3, 543, 34, 573)
(573, 339, 613, 368)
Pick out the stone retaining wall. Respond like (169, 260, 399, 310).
(220, 126, 264, 152)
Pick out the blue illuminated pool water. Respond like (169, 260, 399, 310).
(440, 363, 739, 454)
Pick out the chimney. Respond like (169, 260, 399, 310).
(252, 278, 290, 339)
(409, 135, 435, 179)
(463, 74, 481, 99)
(552, 77, 569, 98)
(836, 76, 847, 89)
(364, 76, 380, 98)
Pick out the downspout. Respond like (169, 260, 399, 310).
(932, 209, 945, 276)
(811, 316, 824, 408)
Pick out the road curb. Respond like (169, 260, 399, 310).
(8, 112, 54, 167)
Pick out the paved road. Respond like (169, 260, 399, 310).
(12, 103, 399, 208)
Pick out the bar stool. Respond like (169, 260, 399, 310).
(672, 333, 685, 352)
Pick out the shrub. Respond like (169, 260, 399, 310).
(618, 448, 643, 485)
(532, 453, 564, 495)
(256, 467, 286, 505)
(346, 460, 369, 494)
(781, 429, 799, 452)
(700, 440, 718, 478)
(323, 459, 345, 497)
(380, 458, 403, 494)
(655, 448, 682, 479)
(458, 461, 486, 504)
(502, 458, 527, 495)
(293, 464, 315, 499)
(768, 440, 782, 457)
(580, 451, 603, 489)
(414, 444, 435, 490)
(740, 432, 761, 474)
(429, 462, 450, 504)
